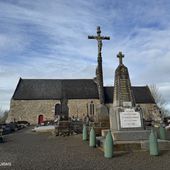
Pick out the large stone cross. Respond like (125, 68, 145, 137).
(88, 26, 110, 105)
(117, 51, 124, 65)
(88, 26, 110, 55)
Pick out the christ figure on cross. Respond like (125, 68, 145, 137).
(88, 26, 110, 56)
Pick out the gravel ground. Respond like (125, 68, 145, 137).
(0, 127, 170, 170)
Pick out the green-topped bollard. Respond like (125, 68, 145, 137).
(159, 125, 166, 140)
(149, 129, 159, 156)
(82, 124, 88, 141)
(89, 127, 96, 147)
(104, 130, 113, 158)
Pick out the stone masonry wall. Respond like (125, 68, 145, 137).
(139, 103, 161, 121)
(7, 100, 60, 124)
(7, 99, 159, 124)
(7, 99, 100, 124)
(68, 99, 100, 118)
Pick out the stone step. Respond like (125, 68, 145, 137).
(101, 129, 151, 141)
(141, 139, 170, 150)
(96, 137, 170, 152)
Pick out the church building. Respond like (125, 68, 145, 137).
(7, 27, 160, 124)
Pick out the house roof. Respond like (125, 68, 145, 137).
(12, 78, 155, 104)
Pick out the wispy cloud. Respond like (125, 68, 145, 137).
(0, 0, 170, 112)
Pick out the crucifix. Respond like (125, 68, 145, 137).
(117, 51, 124, 65)
(88, 26, 110, 104)
(88, 26, 110, 55)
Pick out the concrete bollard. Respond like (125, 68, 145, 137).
(89, 127, 96, 147)
(104, 130, 113, 158)
(149, 129, 159, 156)
(159, 125, 166, 140)
(82, 124, 88, 141)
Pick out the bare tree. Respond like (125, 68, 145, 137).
(149, 84, 169, 118)
(0, 107, 3, 115)
(0, 109, 9, 123)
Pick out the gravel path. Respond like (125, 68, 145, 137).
(0, 127, 170, 170)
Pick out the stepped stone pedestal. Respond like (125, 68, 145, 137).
(109, 106, 150, 141)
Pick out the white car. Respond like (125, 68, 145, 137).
(32, 125, 55, 132)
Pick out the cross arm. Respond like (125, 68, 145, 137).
(88, 35, 97, 39)
(101, 36, 110, 40)
(88, 35, 110, 40)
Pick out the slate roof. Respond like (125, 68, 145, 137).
(12, 78, 155, 104)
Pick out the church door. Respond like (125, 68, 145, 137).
(38, 115, 44, 124)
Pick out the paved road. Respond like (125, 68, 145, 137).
(0, 127, 170, 170)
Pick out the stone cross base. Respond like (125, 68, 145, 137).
(95, 104, 109, 123)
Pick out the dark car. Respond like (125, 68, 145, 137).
(17, 121, 30, 128)
(9, 122, 19, 132)
(0, 124, 12, 135)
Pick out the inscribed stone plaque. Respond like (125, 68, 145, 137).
(120, 111, 141, 128)
(123, 102, 132, 107)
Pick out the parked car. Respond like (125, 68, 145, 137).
(32, 125, 55, 132)
(40, 120, 54, 126)
(0, 124, 12, 135)
(17, 121, 30, 128)
(9, 122, 19, 132)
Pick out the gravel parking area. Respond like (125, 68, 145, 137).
(0, 127, 170, 170)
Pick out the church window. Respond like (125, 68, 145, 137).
(55, 104, 61, 115)
(90, 101, 94, 115)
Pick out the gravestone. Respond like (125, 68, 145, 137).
(109, 52, 150, 141)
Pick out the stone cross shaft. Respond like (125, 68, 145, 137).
(88, 26, 110, 104)
(117, 51, 124, 65)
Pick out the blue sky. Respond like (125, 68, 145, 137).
(0, 0, 170, 113)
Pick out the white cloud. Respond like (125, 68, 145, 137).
(0, 0, 170, 114)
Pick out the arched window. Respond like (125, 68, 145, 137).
(55, 104, 61, 115)
(90, 101, 94, 115)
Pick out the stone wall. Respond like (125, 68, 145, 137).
(138, 103, 161, 121)
(7, 99, 159, 124)
(7, 100, 60, 124)
(68, 99, 100, 118)
(7, 99, 100, 124)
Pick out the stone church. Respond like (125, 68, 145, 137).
(7, 27, 160, 124)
